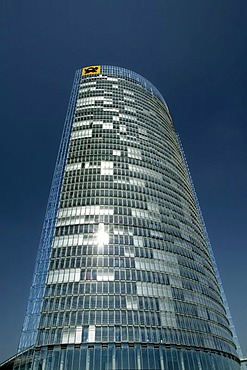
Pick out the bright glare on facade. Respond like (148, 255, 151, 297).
(0, 66, 243, 369)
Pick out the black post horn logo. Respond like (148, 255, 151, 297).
(84, 66, 99, 75)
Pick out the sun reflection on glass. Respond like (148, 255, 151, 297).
(96, 223, 109, 246)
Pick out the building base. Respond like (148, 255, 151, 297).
(1, 343, 241, 370)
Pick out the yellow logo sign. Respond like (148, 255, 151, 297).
(82, 65, 101, 76)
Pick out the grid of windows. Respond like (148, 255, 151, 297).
(15, 66, 240, 369)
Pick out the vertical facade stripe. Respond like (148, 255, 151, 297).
(18, 70, 81, 351)
(176, 133, 243, 360)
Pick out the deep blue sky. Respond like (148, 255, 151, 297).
(0, 0, 246, 362)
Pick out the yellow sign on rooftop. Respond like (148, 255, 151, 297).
(82, 65, 101, 76)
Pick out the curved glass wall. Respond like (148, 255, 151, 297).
(16, 66, 240, 369)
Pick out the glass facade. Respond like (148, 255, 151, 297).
(10, 66, 241, 369)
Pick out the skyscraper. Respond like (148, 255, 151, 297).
(1, 65, 242, 369)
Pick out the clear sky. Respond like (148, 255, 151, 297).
(0, 0, 246, 363)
